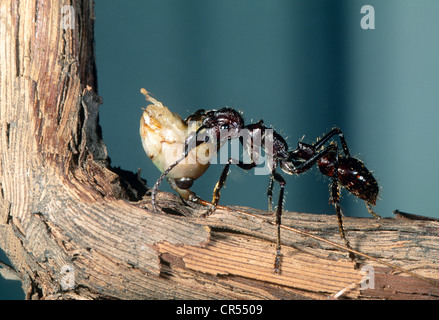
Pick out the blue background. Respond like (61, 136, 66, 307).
(2, 0, 439, 299)
(96, 0, 439, 219)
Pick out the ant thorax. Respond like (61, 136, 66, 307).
(139, 89, 213, 181)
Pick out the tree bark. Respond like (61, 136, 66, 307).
(1, 0, 438, 300)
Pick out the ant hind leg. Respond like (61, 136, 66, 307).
(366, 202, 381, 219)
(272, 171, 286, 274)
(330, 155, 356, 261)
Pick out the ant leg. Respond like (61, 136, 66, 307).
(202, 154, 286, 273)
(267, 174, 275, 212)
(330, 154, 356, 261)
(202, 158, 233, 217)
(202, 159, 257, 217)
(313, 128, 351, 158)
(212, 160, 232, 208)
(366, 203, 381, 219)
(272, 171, 286, 274)
(151, 155, 186, 212)
(312, 129, 382, 220)
(290, 145, 356, 259)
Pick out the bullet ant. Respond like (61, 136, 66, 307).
(146, 103, 380, 274)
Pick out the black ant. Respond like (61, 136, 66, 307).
(149, 108, 380, 274)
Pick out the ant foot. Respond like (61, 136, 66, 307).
(200, 204, 217, 218)
(273, 250, 282, 274)
(366, 203, 381, 219)
(268, 203, 273, 212)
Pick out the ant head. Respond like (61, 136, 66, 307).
(202, 108, 245, 142)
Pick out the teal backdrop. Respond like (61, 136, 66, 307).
(95, 0, 439, 219)
(2, 0, 439, 299)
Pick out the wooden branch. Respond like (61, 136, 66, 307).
(144, 194, 439, 300)
(1, 0, 438, 300)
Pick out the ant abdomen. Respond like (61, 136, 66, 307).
(318, 152, 378, 205)
(338, 157, 378, 205)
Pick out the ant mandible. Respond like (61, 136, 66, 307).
(142, 94, 379, 274)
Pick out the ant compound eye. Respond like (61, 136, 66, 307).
(175, 178, 194, 190)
